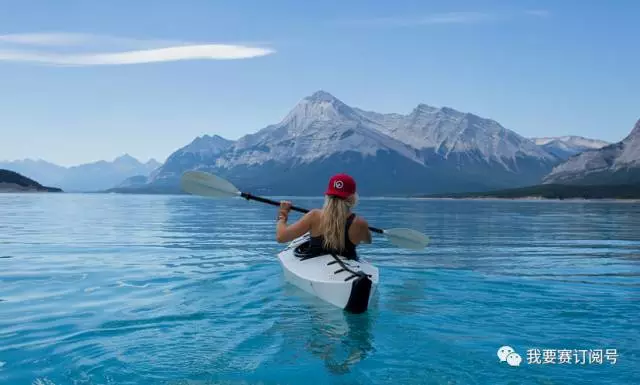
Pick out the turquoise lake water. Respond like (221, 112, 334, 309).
(1, 193, 639, 385)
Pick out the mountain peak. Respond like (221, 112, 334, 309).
(411, 104, 464, 118)
(187, 134, 234, 147)
(532, 135, 608, 146)
(170, 134, 235, 159)
(305, 90, 341, 104)
(413, 103, 438, 114)
(280, 90, 358, 129)
(113, 154, 140, 164)
(441, 106, 465, 117)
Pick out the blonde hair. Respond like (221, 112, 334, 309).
(320, 193, 358, 251)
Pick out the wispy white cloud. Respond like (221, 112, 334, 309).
(0, 32, 178, 49)
(0, 32, 274, 66)
(340, 10, 550, 27)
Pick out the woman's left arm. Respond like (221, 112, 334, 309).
(275, 201, 315, 243)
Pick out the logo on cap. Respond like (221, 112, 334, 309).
(325, 173, 355, 198)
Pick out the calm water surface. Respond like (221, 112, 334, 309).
(1, 194, 639, 384)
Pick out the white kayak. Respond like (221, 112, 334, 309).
(277, 233, 379, 313)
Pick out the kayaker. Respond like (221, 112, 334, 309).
(275, 173, 372, 260)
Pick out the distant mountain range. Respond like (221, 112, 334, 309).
(422, 119, 640, 199)
(530, 136, 609, 160)
(109, 90, 608, 196)
(542, 119, 640, 185)
(5, 91, 626, 197)
(0, 154, 161, 192)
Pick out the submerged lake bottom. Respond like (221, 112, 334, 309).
(0, 194, 639, 384)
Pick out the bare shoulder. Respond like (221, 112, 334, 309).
(306, 208, 322, 223)
(354, 216, 371, 233)
(352, 215, 372, 243)
(308, 208, 322, 218)
(354, 215, 369, 227)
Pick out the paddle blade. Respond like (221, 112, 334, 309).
(180, 171, 240, 198)
(382, 228, 430, 250)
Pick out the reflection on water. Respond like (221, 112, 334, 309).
(281, 284, 377, 375)
(313, 313, 375, 376)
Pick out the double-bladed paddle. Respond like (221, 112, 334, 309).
(180, 170, 430, 250)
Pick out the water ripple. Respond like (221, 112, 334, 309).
(0, 194, 638, 384)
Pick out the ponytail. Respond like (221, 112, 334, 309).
(320, 193, 358, 251)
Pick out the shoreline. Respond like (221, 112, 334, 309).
(2, 189, 639, 203)
(414, 196, 640, 203)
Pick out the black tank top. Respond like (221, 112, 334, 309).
(309, 213, 358, 260)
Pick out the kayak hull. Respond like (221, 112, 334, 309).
(277, 234, 379, 313)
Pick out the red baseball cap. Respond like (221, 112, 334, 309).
(325, 173, 356, 199)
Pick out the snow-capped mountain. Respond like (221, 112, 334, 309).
(531, 136, 609, 160)
(139, 91, 562, 195)
(148, 134, 234, 186)
(542, 119, 640, 185)
(210, 91, 422, 168)
(0, 154, 162, 192)
(358, 104, 557, 171)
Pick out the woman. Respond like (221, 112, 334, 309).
(275, 173, 372, 260)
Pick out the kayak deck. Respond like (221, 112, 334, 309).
(278, 234, 379, 283)
(277, 234, 379, 313)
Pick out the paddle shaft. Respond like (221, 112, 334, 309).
(240, 192, 384, 234)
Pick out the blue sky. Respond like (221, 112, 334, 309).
(0, 0, 638, 166)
